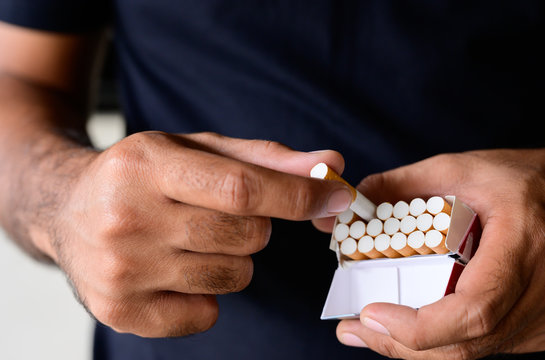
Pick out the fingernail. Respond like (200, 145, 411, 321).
(309, 149, 332, 154)
(340, 333, 368, 348)
(362, 317, 390, 336)
(327, 189, 352, 214)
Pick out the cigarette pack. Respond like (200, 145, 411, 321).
(321, 196, 481, 320)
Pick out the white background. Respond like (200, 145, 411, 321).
(0, 113, 125, 360)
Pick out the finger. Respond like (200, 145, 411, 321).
(356, 218, 527, 351)
(142, 134, 353, 219)
(99, 292, 219, 338)
(176, 132, 345, 176)
(311, 217, 336, 233)
(355, 154, 465, 204)
(153, 251, 254, 295)
(158, 203, 271, 256)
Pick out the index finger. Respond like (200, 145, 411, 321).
(149, 135, 353, 220)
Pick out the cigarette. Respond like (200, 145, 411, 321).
(366, 218, 384, 237)
(425, 230, 449, 254)
(340, 237, 368, 260)
(337, 209, 357, 224)
(376, 202, 393, 220)
(432, 212, 451, 234)
(409, 198, 427, 217)
(310, 163, 376, 221)
(374, 234, 402, 258)
(416, 213, 433, 232)
(391, 232, 418, 257)
(349, 220, 366, 239)
(393, 200, 410, 219)
(426, 196, 452, 215)
(399, 215, 417, 234)
(407, 231, 434, 255)
(358, 235, 385, 258)
(334, 223, 350, 242)
(383, 218, 401, 235)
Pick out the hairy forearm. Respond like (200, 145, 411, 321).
(0, 74, 97, 263)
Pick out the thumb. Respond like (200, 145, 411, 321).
(357, 155, 456, 204)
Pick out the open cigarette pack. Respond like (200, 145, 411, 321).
(321, 195, 482, 320)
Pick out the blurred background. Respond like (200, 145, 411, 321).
(0, 43, 124, 360)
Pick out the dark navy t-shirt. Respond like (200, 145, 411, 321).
(1, 1, 544, 359)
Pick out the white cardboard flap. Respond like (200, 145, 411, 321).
(321, 255, 457, 320)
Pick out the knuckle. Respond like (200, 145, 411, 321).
(190, 257, 254, 294)
(373, 336, 403, 359)
(92, 297, 133, 331)
(218, 168, 257, 213)
(464, 301, 496, 339)
(241, 217, 271, 254)
(255, 139, 288, 154)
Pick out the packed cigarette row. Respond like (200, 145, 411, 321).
(335, 197, 452, 261)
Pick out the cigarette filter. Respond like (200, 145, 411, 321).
(340, 237, 368, 260)
(425, 230, 449, 254)
(358, 235, 385, 258)
(399, 215, 417, 234)
(366, 218, 383, 237)
(376, 202, 393, 220)
(374, 234, 402, 258)
(407, 231, 434, 255)
(393, 201, 410, 219)
(349, 220, 366, 239)
(433, 212, 451, 234)
(409, 198, 427, 217)
(416, 213, 433, 232)
(427, 196, 452, 215)
(337, 209, 356, 224)
(384, 218, 401, 235)
(310, 163, 376, 221)
(391, 232, 418, 257)
(334, 223, 350, 242)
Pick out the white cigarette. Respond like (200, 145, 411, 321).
(358, 235, 384, 258)
(310, 163, 376, 221)
(425, 230, 449, 254)
(407, 230, 434, 255)
(399, 215, 417, 234)
(340, 237, 368, 260)
(337, 209, 356, 224)
(393, 200, 410, 219)
(409, 198, 427, 217)
(366, 218, 383, 237)
(432, 212, 451, 234)
(349, 220, 366, 239)
(383, 218, 400, 235)
(334, 223, 350, 242)
(416, 213, 433, 232)
(376, 202, 393, 220)
(374, 234, 402, 258)
(391, 232, 418, 257)
(426, 196, 452, 215)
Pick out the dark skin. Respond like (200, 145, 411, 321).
(2, 21, 545, 358)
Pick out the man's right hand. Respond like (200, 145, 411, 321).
(40, 131, 351, 337)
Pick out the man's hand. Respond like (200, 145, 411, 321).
(331, 149, 545, 359)
(38, 132, 352, 338)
